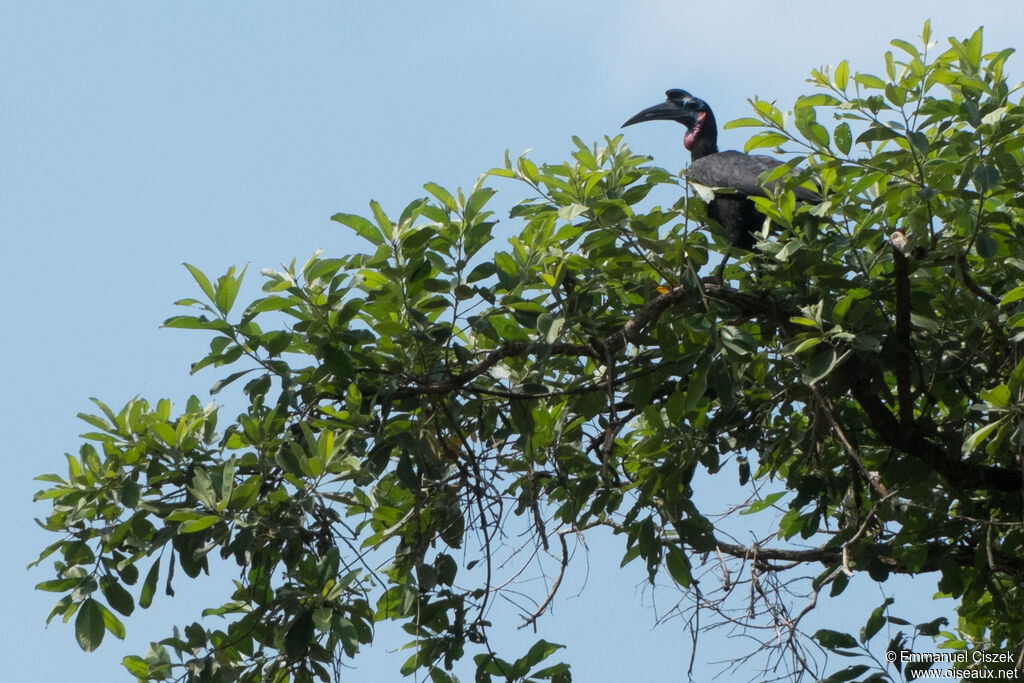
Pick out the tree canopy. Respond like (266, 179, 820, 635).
(33, 24, 1024, 682)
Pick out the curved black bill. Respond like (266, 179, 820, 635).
(621, 100, 685, 128)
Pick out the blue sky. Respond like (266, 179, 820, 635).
(4, 3, 1023, 681)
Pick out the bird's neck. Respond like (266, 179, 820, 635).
(683, 111, 718, 160)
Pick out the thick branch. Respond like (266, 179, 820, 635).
(389, 284, 707, 400)
(699, 281, 1021, 494)
(714, 539, 1024, 576)
(956, 250, 999, 305)
(892, 248, 914, 435)
(384, 280, 1018, 493)
(390, 341, 596, 399)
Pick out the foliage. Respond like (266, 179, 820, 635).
(33, 23, 1024, 682)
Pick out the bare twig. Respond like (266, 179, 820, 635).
(519, 531, 570, 630)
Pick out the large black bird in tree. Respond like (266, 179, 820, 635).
(623, 89, 818, 251)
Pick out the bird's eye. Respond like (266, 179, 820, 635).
(684, 100, 700, 110)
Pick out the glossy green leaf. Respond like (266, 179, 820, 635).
(183, 263, 216, 302)
(179, 515, 221, 534)
(332, 212, 386, 246)
(138, 559, 160, 609)
(101, 579, 135, 617)
(834, 60, 849, 90)
(834, 122, 851, 154)
(963, 418, 1005, 454)
(75, 598, 105, 652)
(745, 132, 791, 152)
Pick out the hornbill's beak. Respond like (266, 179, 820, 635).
(621, 100, 692, 128)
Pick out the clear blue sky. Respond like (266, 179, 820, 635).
(3, 3, 1022, 681)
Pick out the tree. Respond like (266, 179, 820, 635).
(33, 24, 1024, 682)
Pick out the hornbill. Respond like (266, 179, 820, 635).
(622, 89, 819, 251)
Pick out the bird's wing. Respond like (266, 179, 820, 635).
(686, 151, 820, 203)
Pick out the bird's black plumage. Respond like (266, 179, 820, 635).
(622, 89, 817, 250)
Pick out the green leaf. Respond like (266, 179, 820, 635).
(741, 491, 786, 515)
(821, 665, 870, 683)
(664, 545, 692, 587)
(853, 73, 887, 90)
(189, 468, 217, 508)
(210, 369, 253, 395)
(814, 629, 858, 650)
(75, 598, 105, 652)
(537, 313, 564, 343)
(556, 203, 587, 221)
(802, 348, 839, 385)
(494, 252, 518, 279)
(332, 613, 360, 658)
(751, 99, 784, 127)
(214, 266, 245, 315)
(964, 26, 983, 71)
(76, 411, 112, 433)
(139, 559, 160, 609)
(797, 93, 841, 107)
(466, 262, 496, 283)
(907, 131, 929, 156)
(369, 200, 393, 240)
(884, 83, 906, 107)
(515, 640, 564, 671)
(183, 263, 216, 302)
(332, 212, 385, 246)
(179, 515, 221, 534)
(122, 655, 149, 677)
(165, 509, 203, 522)
(162, 315, 221, 330)
(723, 117, 767, 129)
(101, 579, 135, 617)
(973, 162, 1001, 193)
(834, 60, 849, 90)
(860, 598, 892, 643)
(242, 295, 295, 320)
(424, 182, 458, 212)
(790, 316, 819, 329)
(229, 475, 262, 510)
(890, 38, 919, 57)
(36, 577, 81, 593)
(855, 127, 901, 145)
(744, 132, 790, 153)
(285, 611, 316, 659)
(683, 361, 709, 412)
(834, 122, 851, 154)
(99, 601, 126, 640)
(963, 418, 1006, 454)
(981, 384, 1011, 407)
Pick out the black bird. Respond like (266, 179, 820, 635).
(622, 89, 819, 251)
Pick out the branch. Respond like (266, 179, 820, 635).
(518, 532, 569, 630)
(892, 247, 914, 435)
(956, 251, 999, 305)
(713, 538, 1024, 576)
(392, 341, 597, 399)
(699, 281, 1022, 494)
(382, 280, 1019, 493)
(389, 283, 708, 401)
(808, 383, 888, 498)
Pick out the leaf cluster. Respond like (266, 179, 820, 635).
(33, 23, 1024, 682)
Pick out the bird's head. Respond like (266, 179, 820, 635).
(622, 89, 717, 156)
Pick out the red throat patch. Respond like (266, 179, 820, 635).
(682, 111, 706, 151)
